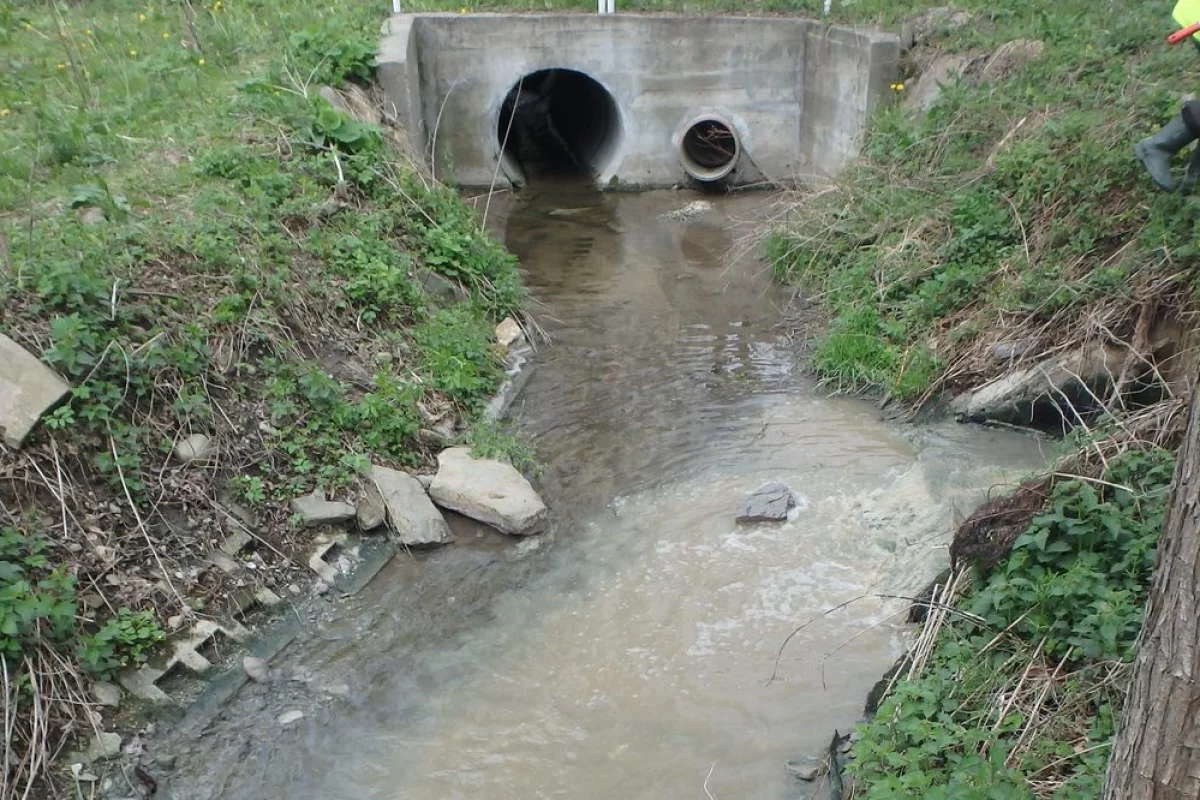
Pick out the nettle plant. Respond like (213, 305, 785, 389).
(0, 526, 164, 680)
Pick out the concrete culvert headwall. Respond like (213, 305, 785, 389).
(377, 15, 902, 189)
(498, 69, 622, 184)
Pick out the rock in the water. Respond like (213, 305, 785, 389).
(173, 433, 215, 463)
(290, 490, 356, 528)
(659, 200, 713, 221)
(495, 317, 523, 349)
(356, 482, 387, 531)
(0, 333, 71, 450)
(277, 709, 304, 726)
(736, 482, 795, 523)
(92, 681, 122, 707)
(785, 759, 822, 782)
(368, 465, 451, 546)
(429, 447, 547, 536)
(243, 656, 269, 683)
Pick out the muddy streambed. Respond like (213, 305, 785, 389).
(152, 189, 1046, 799)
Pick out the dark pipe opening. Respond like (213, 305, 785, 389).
(497, 69, 621, 185)
(679, 118, 739, 183)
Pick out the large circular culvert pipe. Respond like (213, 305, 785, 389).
(497, 68, 622, 182)
(677, 115, 741, 183)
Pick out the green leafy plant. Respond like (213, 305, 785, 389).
(78, 609, 165, 677)
(288, 21, 377, 86)
(850, 449, 1175, 797)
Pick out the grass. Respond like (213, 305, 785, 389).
(768, 0, 1200, 410)
(0, 0, 531, 794)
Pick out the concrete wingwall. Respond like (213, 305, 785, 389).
(377, 14, 899, 189)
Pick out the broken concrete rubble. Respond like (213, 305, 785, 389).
(367, 464, 451, 546)
(0, 333, 70, 449)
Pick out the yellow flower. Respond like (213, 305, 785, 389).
(459, 6, 467, 12)
(85, 28, 94, 36)
(273, 90, 280, 96)
(24, 23, 34, 31)
(138, 13, 146, 21)
(57, 62, 66, 71)
(0, 109, 10, 117)
(129, 48, 137, 57)
(163, 32, 170, 38)
(198, 58, 206, 66)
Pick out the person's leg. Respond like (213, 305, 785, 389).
(1134, 107, 1199, 191)
(1182, 101, 1200, 192)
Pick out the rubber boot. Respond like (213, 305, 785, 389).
(1182, 101, 1200, 193)
(1183, 146, 1200, 194)
(1134, 116, 1196, 191)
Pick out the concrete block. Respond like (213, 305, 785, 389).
(0, 333, 70, 449)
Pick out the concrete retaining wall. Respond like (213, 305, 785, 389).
(377, 13, 899, 189)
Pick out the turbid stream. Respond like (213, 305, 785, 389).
(155, 188, 1045, 800)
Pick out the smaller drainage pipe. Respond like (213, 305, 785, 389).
(677, 115, 740, 183)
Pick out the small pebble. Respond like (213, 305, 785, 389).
(277, 710, 304, 726)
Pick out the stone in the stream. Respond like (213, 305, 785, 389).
(367, 464, 451, 546)
(735, 482, 795, 523)
(277, 709, 304, 726)
(429, 447, 547, 536)
(243, 656, 270, 683)
(290, 490, 356, 528)
(785, 759, 822, 782)
(0, 333, 71, 450)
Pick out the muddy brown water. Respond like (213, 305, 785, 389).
(153, 188, 1046, 800)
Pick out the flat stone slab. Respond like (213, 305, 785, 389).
(736, 482, 796, 523)
(429, 447, 547, 536)
(368, 465, 451, 546)
(291, 490, 356, 528)
(0, 333, 70, 449)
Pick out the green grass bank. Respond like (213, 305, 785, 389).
(1, 0, 529, 793)
(763, 1, 1200, 796)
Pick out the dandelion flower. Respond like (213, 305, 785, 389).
(57, 62, 66, 71)
(85, 28, 94, 36)
(460, 7, 467, 12)
(138, 13, 147, 21)
(129, 48, 137, 57)
(163, 32, 170, 38)
(0, 109, 10, 117)
(198, 58, 206, 66)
